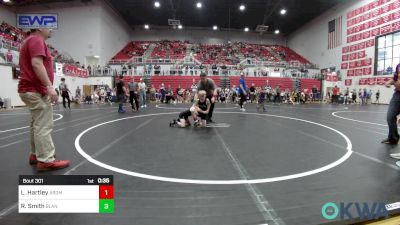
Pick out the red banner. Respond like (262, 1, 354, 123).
(345, 79, 352, 86)
(393, 0, 400, 9)
(393, 21, 400, 32)
(376, 77, 391, 85)
(356, 68, 364, 76)
(363, 30, 371, 39)
(348, 70, 355, 76)
(393, 10, 400, 20)
(364, 67, 372, 75)
(63, 64, 89, 78)
(366, 39, 375, 47)
(368, 77, 377, 84)
(364, 58, 372, 66)
(371, 27, 380, 36)
(381, 24, 392, 35)
(326, 75, 339, 82)
(341, 63, 349, 69)
(359, 78, 368, 85)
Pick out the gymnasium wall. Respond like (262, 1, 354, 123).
(14, 0, 131, 66)
(0, 65, 23, 106)
(130, 28, 285, 45)
(0, 64, 113, 107)
(288, 0, 400, 104)
(0, 4, 16, 26)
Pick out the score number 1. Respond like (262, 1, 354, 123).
(99, 185, 114, 213)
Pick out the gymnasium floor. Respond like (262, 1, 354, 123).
(0, 102, 399, 225)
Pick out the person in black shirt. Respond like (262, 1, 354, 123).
(249, 83, 256, 103)
(197, 72, 217, 123)
(59, 78, 71, 109)
(116, 75, 127, 113)
(169, 90, 210, 128)
(375, 90, 380, 104)
(312, 85, 318, 102)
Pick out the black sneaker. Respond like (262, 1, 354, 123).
(169, 120, 177, 127)
(207, 119, 214, 123)
(381, 138, 398, 145)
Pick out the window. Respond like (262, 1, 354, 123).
(376, 31, 400, 75)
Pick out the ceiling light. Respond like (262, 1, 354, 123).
(239, 4, 245, 11)
(196, 2, 202, 8)
(3, 0, 11, 2)
(213, 25, 218, 30)
(154, 1, 160, 8)
(244, 27, 249, 32)
(144, 24, 149, 29)
(178, 25, 183, 29)
(280, 9, 287, 15)
(275, 30, 280, 34)
(93, 55, 100, 58)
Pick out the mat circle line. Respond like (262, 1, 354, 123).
(74, 111, 353, 184)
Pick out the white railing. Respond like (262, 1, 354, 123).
(239, 58, 288, 67)
(0, 36, 20, 51)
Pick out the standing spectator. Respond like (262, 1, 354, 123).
(231, 85, 237, 103)
(312, 85, 318, 102)
(238, 73, 248, 111)
(18, 28, 69, 171)
(367, 89, 373, 104)
(197, 72, 217, 123)
(75, 86, 81, 104)
(0, 97, 3, 109)
(160, 83, 166, 103)
(352, 89, 357, 104)
(274, 85, 281, 104)
(362, 88, 368, 104)
(332, 86, 339, 104)
(106, 86, 112, 103)
(116, 75, 127, 113)
(343, 88, 349, 105)
(59, 78, 71, 109)
(138, 78, 147, 108)
(6, 49, 13, 63)
(249, 83, 256, 103)
(383, 64, 400, 146)
(375, 90, 380, 104)
(128, 77, 139, 111)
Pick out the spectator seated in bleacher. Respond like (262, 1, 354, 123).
(85, 95, 93, 104)
(165, 85, 175, 104)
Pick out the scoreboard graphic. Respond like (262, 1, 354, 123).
(18, 175, 114, 213)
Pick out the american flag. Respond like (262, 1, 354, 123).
(328, 16, 342, 49)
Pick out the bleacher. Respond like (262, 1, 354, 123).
(270, 45, 311, 65)
(110, 41, 312, 67)
(111, 41, 150, 61)
(150, 40, 186, 60)
(240, 44, 279, 62)
(300, 78, 321, 91)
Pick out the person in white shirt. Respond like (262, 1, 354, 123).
(138, 78, 147, 108)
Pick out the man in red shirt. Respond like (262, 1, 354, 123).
(18, 29, 70, 171)
(332, 85, 339, 104)
(5, 50, 12, 63)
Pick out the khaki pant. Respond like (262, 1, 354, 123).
(19, 92, 55, 163)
